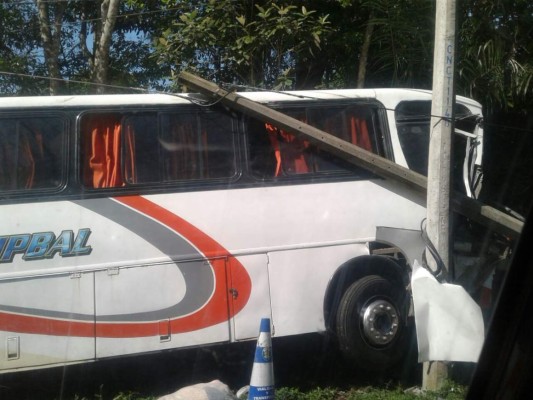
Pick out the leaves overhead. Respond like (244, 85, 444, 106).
(0, 0, 530, 111)
(1, 0, 169, 95)
(155, 0, 331, 90)
(458, 0, 533, 112)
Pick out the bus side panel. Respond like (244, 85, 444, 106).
(147, 180, 426, 339)
(0, 201, 99, 372)
(230, 254, 271, 341)
(94, 258, 231, 358)
(95, 323, 232, 359)
(0, 273, 95, 371)
(267, 244, 369, 337)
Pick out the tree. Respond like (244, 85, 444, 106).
(455, 1, 533, 214)
(92, 0, 120, 93)
(0, 2, 44, 95)
(0, 0, 166, 95)
(360, 0, 434, 88)
(458, 0, 533, 112)
(35, 0, 120, 94)
(156, 0, 331, 89)
(36, 0, 66, 95)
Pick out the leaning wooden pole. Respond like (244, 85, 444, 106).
(180, 73, 427, 194)
(178, 71, 523, 240)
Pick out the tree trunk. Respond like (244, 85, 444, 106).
(36, 0, 66, 95)
(294, 57, 326, 89)
(93, 0, 120, 94)
(357, 12, 375, 89)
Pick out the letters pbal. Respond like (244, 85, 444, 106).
(0, 229, 92, 263)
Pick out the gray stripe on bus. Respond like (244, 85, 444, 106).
(0, 198, 215, 324)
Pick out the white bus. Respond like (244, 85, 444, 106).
(0, 89, 483, 373)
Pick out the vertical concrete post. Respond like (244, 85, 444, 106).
(424, 0, 456, 390)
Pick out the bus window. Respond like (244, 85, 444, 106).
(123, 114, 159, 184)
(81, 110, 236, 188)
(247, 104, 384, 179)
(0, 117, 64, 192)
(307, 105, 385, 172)
(395, 101, 474, 178)
(160, 111, 236, 182)
(395, 101, 431, 176)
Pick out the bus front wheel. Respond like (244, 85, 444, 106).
(336, 274, 410, 371)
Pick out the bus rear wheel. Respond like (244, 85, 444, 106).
(336, 274, 410, 371)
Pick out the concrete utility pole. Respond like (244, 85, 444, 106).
(423, 0, 457, 390)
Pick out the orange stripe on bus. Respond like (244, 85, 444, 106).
(0, 312, 94, 337)
(0, 196, 252, 338)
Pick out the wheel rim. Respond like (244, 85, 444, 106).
(361, 298, 400, 346)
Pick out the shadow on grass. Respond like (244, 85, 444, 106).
(0, 332, 422, 400)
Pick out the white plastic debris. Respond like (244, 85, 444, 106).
(411, 260, 484, 362)
(236, 385, 250, 399)
(158, 379, 237, 400)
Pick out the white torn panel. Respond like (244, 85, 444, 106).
(411, 260, 484, 362)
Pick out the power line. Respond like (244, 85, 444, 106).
(1, 2, 182, 32)
(0, 70, 152, 93)
(0, 70, 217, 106)
(0, 70, 489, 126)
(0, 70, 531, 134)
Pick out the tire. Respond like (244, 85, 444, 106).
(336, 274, 410, 371)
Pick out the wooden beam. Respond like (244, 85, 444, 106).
(179, 72, 427, 193)
(178, 72, 523, 239)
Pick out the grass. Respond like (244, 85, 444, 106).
(274, 381, 466, 399)
(71, 381, 466, 400)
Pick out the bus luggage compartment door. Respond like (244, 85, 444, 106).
(228, 254, 270, 341)
(0, 272, 95, 372)
(94, 258, 231, 358)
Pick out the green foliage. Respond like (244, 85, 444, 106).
(64, 383, 470, 400)
(0, 0, 531, 119)
(276, 387, 306, 400)
(361, 0, 434, 88)
(0, 2, 46, 94)
(111, 393, 157, 400)
(155, 0, 330, 89)
(0, 0, 169, 95)
(458, 0, 533, 112)
(69, 391, 157, 400)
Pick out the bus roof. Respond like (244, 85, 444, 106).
(0, 88, 482, 112)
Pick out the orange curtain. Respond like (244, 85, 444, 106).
(350, 116, 372, 151)
(265, 123, 310, 176)
(19, 132, 35, 189)
(83, 114, 125, 188)
(0, 127, 40, 190)
(265, 123, 283, 176)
